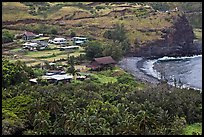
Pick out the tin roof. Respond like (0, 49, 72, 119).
(24, 31, 36, 37)
(93, 56, 116, 65)
(42, 74, 73, 81)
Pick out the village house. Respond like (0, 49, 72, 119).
(89, 56, 116, 70)
(72, 37, 88, 45)
(22, 31, 37, 41)
(49, 38, 67, 45)
(29, 70, 87, 85)
(22, 40, 49, 51)
(22, 42, 38, 51)
(32, 40, 49, 50)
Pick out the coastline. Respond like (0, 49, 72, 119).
(118, 57, 160, 85)
(119, 55, 202, 91)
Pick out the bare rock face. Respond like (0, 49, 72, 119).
(132, 13, 202, 58)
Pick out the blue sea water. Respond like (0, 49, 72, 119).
(143, 55, 202, 90)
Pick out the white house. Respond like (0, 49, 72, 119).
(49, 38, 67, 44)
(72, 37, 87, 45)
(58, 46, 80, 51)
(23, 42, 38, 51)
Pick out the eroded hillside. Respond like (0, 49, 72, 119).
(2, 2, 202, 57)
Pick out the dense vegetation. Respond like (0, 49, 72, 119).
(2, 59, 34, 87)
(2, 60, 202, 135)
(2, 2, 202, 135)
(2, 30, 14, 44)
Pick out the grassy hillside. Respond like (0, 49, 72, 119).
(2, 2, 176, 44)
(146, 2, 202, 28)
(2, 2, 39, 21)
(2, 2, 202, 46)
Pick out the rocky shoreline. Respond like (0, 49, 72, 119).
(118, 57, 160, 85)
(119, 53, 202, 91)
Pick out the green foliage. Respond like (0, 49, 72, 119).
(103, 24, 126, 42)
(2, 30, 14, 43)
(3, 95, 33, 119)
(37, 77, 48, 85)
(33, 68, 46, 77)
(103, 24, 131, 57)
(103, 30, 112, 39)
(90, 74, 117, 84)
(2, 59, 34, 88)
(70, 31, 76, 37)
(2, 80, 202, 135)
(67, 56, 77, 76)
(117, 74, 137, 85)
(50, 28, 58, 35)
(182, 123, 202, 135)
(2, 94, 33, 135)
(85, 40, 103, 59)
(102, 42, 123, 61)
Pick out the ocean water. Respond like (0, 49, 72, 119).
(142, 55, 202, 90)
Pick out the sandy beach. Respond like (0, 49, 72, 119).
(118, 57, 160, 85)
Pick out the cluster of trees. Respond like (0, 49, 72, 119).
(2, 30, 14, 44)
(2, 59, 202, 135)
(84, 41, 103, 60)
(2, 60, 35, 88)
(103, 24, 131, 54)
(84, 24, 131, 61)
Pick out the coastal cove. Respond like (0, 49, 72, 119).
(2, 2, 202, 135)
(119, 54, 202, 91)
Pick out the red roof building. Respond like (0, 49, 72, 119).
(23, 31, 36, 40)
(89, 56, 116, 70)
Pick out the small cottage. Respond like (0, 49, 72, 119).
(23, 31, 36, 41)
(49, 38, 67, 45)
(72, 37, 87, 45)
(89, 56, 116, 70)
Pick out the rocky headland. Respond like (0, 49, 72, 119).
(129, 13, 202, 58)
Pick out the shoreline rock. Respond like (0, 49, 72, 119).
(129, 13, 202, 58)
(118, 57, 160, 85)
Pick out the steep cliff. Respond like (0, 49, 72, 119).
(132, 13, 202, 58)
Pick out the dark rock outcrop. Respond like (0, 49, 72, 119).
(131, 13, 202, 58)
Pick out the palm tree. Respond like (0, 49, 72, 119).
(33, 110, 51, 134)
(46, 97, 62, 121)
(135, 110, 156, 135)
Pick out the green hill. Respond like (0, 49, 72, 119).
(2, 2, 179, 43)
(2, 2, 202, 55)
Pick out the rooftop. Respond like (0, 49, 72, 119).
(23, 42, 38, 46)
(94, 56, 116, 65)
(42, 74, 73, 81)
(73, 37, 87, 39)
(23, 31, 36, 37)
(53, 38, 66, 41)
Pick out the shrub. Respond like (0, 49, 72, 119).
(70, 31, 76, 37)
(2, 30, 14, 44)
(50, 28, 57, 35)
